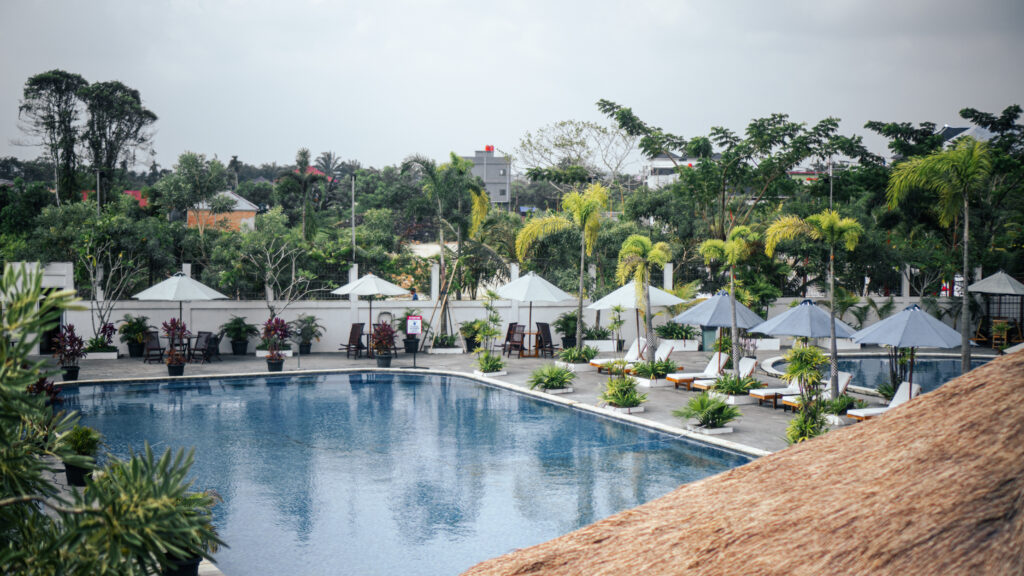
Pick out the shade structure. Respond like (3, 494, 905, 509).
(851, 304, 963, 386)
(587, 281, 685, 311)
(671, 291, 764, 329)
(749, 299, 857, 339)
(495, 272, 573, 331)
(967, 270, 1024, 295)
(331, 274, 409, 351)
(132, 272, 228, 320)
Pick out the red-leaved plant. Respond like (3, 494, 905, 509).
(263, 316, 291, 361)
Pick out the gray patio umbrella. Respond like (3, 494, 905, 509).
(495, 272, 573, 331)
(671, 291, 764, 329)
(749, 299, 857, 339)
(851, 304, 964, 386)
(132, 272, 229, 321)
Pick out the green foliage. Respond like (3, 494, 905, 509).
(369, 323, 396, 355)
(674, 392, 741, 429)
(432, 333, 457, 348)
(290, 314, 324, 344)
(558, 345, 599, 363)
(655, 322, 696, 340)
(527, 364, 576, 390)
(786, 410, 828, 444)
(552, 310, 585, 338)
(599, 376, 647, 408)
(631, 359, 677, 379)
(476, 350, 505, 373)
(63, 425, 102, 457)
(876, 380, 896, 401)
(824, 395, 868, 415)
(52, 323, 86, 367)
(583, 325, 612, 340)
(117, 314, 150, 344)
(711, 374, 763, 395)
(220, 316, 259, 341)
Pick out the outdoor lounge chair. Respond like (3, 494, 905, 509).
(340, 323, 366, 359)
(590, 338, 646, 372)
(847, 381, 921, 421)
(692, 357, 757, 391)
(189, 331, 213, 364)
(780, 371, 854, 411)
(536, 322, 556, 358)
(506, 324, 526, 357)
(624, 342, 678, 373)
(666, 352, 727, 390)
(501, 323, 518, 355)
(142, 330, 163, 364)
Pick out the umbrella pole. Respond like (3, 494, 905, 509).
(909, 348, 915, 387)
(369, 300, 373, 358)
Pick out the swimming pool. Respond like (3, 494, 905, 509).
(67, 372, 750, 575)
(837, 356, 989, 394)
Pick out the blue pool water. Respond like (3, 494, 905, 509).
(836, 356, 989, 394)
(67, 372, 750, 575)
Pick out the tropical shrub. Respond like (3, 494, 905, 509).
(655, 322, 697, 340)
(583, 325, 613, 340)
(601, 359, 629, 376)
(824, 394, 868, 415)
(369, 322, 396, 355)
(52, 324, 86, 367)
(63, 425, 102, 457)
(558, 345, 598, 363)
(876, 380, 896, 401)
(262, 316, 291, 360)
(219, 315, 259, 342)
(527, 364, 576, 390)
(674, 393, 741, 428)
(786, 410, 827, 444)
(85, 322, 117, 352)
(117, 313, 150, 344)
(631, 359, 677, 379)
(711, 373, 763, 395)
(600, 376, 647, 408)
(552, 310, 585, 338)
(432, 333, 457, 348)
(476, 350, 505, 373)
(290, 314, 324, 345)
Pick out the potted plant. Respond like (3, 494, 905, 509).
(708, 373, 762, 405)
(630, 358, 677, 386)
(674, 392, 741, 435)
(555, 345, 599, 372)
(459, 319, 486, 353)
(429, 333, 459, 353)
(85, 322, 119, 359)
(599, 375, 647, 413)
(162, 489, 224, 576)
(608, 305, 626, 351)
(162, 318, 189, 377)
(60, 424, 102, 486)
(263, 316, 290, 372)
(553, 311, 584, 350)
(783, 344, 828, 444)
(371, 323, 397, 368)
(582, 325, 615, 352)
(219, 315, 259, 356)
(52, 324, 86, 381)
(654, 322, 700, 352)
(396, 308, 429, 353)
(118, 314, 150, 358)
(823, 394, 867, 427)
(527, 364, 576, 394)
(290, 314, 324, 355)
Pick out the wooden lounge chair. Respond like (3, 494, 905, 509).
(667, 352, 727, 390)
(750, 381, 801, 409)
(847, 381, 921, 421)
(781, 371, 854, 411)
(692, 357, 758, 391)
(501, 323, 518, 356)
(590, 338, 646, 373)
(340, 323, 366, 359)
(536, 322, 556, 358)
(142, 330, 163, 364)
(189, 331, 213, 364)
(506, 324, 526, 358)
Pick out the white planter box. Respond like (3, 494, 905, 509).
(428, 347, 465, 355)
(754, 339, 781, 351)
(835, 338, 861, 350)
(255, 349, 293, 358)
(710, 391, 758, 405)
(662, 339, 699, 352)
(542, 386, 574, 395)
(83, 351, 118, 360)
(607, 405, 645, 414)
(555, 361, 596, 373)
(632, 376, 672, 388)
(825, 414, 851, 427)
(583, 339, 617, 353)
(473, 370, 507, 377)
(686, 424, 734, 435)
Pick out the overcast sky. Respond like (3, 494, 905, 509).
(1, 0, 1022, 172)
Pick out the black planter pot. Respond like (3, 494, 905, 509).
(299, 342, 312, 355)
(403, 337, 420, 354)
(64, 462, 90, 487)
(162, 554, 202, 576)
(376, 354, 392, 368)
(561, 337, 577, 349)
(266, 358, 284, 372)
(230, 340, 249, 356)
(62, 365, 79, 382)
(167, 363, 185, 377)
(616, 339, 625, 352)
(127, 341, 145, 358)
(465, 338, 479, 353)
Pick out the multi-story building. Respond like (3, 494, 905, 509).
(463, 146, 512, 205)
(641, 152, 720, 190)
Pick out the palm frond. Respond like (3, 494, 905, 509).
(515, 215, 572, 262)
(764, 215, 815, 256)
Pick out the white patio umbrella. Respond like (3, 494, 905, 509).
(331, 273, 409, 331)
(588, 281, 685, 358)
(851, 304, 964, 386)
(750, 299, 857, 339)
(495, 272, 573, 331)
(132, 272, 228, 321)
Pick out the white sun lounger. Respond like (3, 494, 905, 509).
(692, 357, 758, 391)
(666, 352, 727, 390)
(590, 338, 647, 372)
(847, 381, 921, 421)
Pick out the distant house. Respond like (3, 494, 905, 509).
(187, 190, 259, 231)
(642, 152, 721, 190)
(937, 124, 994, 146)
(462, 146, 512, 205)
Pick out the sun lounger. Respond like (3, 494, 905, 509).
(847, 381, 921, 421)
(624, 342, 678, 374)
(692, 357, 757, 391)
(590, 338, 646, 373)
(781, 372, 853, 411)
(666, 352, 727, 390)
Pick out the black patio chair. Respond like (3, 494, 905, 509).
(506, 324, 526, 358)
(536, 322, 556, 358)
(501, 323, 518, 356)
(340, 323, 366, 359)
(142, 330, 163, 364)
(189, 331, 212, 364)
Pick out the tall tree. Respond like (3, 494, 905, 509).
(79, 80, 157, 207)
(765, 209, 863, 397)
(17, 70, 88, 205)
(616, 235, 671, 358)
(227, 155, 241, 190)
(277, 148, 325, 241)
(155, 152, 229, 238)
(315, 151, 344, 210)
(516, 183, 609, 348)
(699, 226, 758, 376)
(887, 137, 993, 371)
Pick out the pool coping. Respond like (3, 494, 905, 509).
(61, 367, 773, 458)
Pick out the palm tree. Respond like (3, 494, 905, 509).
(315, 151, 344, 209)
(765, 209, 863, 398)
(278, 148, 325, 241)
(516, 183, 609, 348)
(699, 226, 758, 376)
(887, 136, 993, 371)
(616, 235, 671, 359)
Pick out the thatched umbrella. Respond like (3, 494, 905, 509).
(464, 351, 1024, 576)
